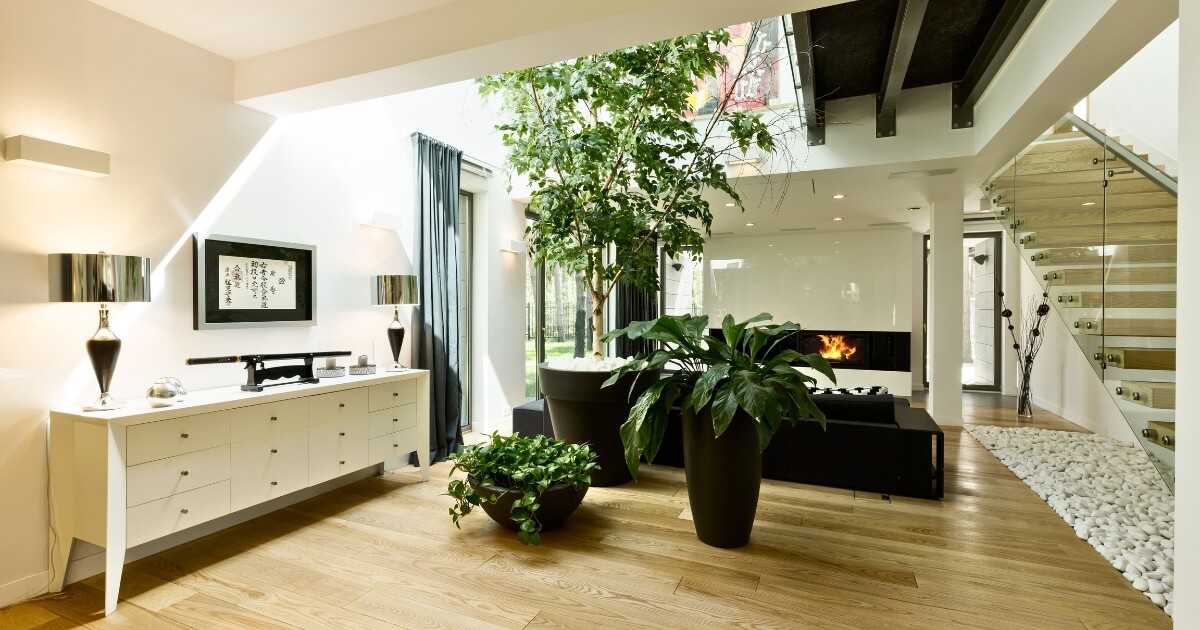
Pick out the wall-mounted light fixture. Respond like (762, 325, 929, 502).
(4, 135, 110, 177)
(500, 239, 526, 254)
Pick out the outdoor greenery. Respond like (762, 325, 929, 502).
(481, 22, 793, 358)
(446, 432, 598, 545)
(602, 313, 836, 477)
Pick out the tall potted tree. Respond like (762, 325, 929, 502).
(481, 22, 795, 486)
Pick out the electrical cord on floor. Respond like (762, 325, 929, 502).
(0, 420, 69, 611)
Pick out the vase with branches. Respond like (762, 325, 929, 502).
(999, 290, 1052, 418)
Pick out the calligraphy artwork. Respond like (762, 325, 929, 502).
(217, 255, 297, 310)
(193, 234, 315, 330)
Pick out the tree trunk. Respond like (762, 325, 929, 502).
(591, 270, 605, 360)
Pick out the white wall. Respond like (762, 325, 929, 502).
(1088, 21, 1179, 173)
(703, 228, 913, 331)
(0, 3, 526, 604)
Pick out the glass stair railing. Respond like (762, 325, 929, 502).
(983, 112, 1177, 492)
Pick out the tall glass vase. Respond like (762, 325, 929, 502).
(1016, 360, 1034, 419)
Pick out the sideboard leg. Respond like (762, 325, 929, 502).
(104, 423, 128, 616)
(103, 546, 124, 615)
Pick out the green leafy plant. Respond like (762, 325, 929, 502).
(447, 432, 598, 545)
(602, 313, 836, 477)
(478, 22, 797, 359)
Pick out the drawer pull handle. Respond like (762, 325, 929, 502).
(271, 481, 278, 486)
(180, 470, 189, 476)
(339, 460, 346, 465)
(271, 449, 278, 454)
(339, 432, 346, 437)
(181, 433, 189, 438)
(180, 508, 189, 515)
(270, 416, 278, 421)
(339, 403, 345, 408)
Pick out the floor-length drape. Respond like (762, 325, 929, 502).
(412, 133, 464, 463)
(614, 241, 659, 358)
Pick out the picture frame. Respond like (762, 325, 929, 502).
(193, 233, 316, 330)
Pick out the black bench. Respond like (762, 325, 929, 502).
(512, 393, 944, 499)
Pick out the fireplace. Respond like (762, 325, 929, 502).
(712, 328, 910, 372)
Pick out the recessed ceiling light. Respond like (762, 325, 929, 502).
(725, 202, 736, 207)
(832, 194, 845, 199)
(768, 244, 774, 247)
(745, 222, 755, 227)
(834, 241, 840, 244)
(1081, 201, 1096, 206)
(832, 217, 843, 221)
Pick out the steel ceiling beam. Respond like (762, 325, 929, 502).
(877, 0, 929, 138)
(790, 11, 824, 146)
(952, 0, 1047, 130)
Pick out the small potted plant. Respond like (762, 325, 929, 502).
(603, 313, 834, 548)
(446, 432, 598, 546)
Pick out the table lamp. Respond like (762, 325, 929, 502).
(50, 252, 151, 411)
(371, 275, 419, 371)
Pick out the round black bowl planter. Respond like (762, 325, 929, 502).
(538, 364, 660, 487)
(471, 478, 590, 532)
(682, 406, 762, 548)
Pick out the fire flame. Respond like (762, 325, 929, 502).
(818, 334, 858, 361)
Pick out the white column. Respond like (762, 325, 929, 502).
(1000, 237, 1022, 396)
(1173, 5, 1198, 625)
(928, 199, 964, 426)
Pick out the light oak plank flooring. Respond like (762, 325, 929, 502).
(2, 402, 1170, 629)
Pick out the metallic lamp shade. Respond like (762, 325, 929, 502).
(370, 274, 419, 306)
(49, 253, 151, 303)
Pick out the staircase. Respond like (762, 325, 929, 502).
(984, 112, 1177, 491)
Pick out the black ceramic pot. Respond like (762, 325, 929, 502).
(471, 479, 589, 531)
(682, 405, 762, 548)
(538, 364, 660, 486)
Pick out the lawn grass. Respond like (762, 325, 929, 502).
(525, 340, 582, 398)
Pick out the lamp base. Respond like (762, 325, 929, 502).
(385, 362, 408, 372)
(83, 392, 123, 412)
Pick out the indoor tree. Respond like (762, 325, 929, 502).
(479, 21, 796, 359)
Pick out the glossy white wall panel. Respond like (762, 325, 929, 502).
(702, 229, 913, 331)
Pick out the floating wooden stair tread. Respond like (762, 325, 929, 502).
(1005, 207, 1175, 230)
(997, 153, 1152, 179)
(1145, 420, 1175, 451)
(991, 168, 1160, 188)
(1031, 245, 1177, 266)
(1043, 267, 1176, 285)
(1076, 318, 1176, 337)
(1021, 223, 1176, 247)
(1023, 138, 1134, 156)
(1096, 347, 1176, 370)
(1057, 291, 1175, 308)
(993, 191, 1176, 212)
(1115, 381, 1175, 410)
(988, 178, 1168, 201)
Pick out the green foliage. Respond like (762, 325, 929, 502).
(478, 24, 781, 356)
(602, 313, 835, 478)
(446, 432, 598, 546)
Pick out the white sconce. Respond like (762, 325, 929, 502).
(3, 135, 110, 177)
(500, 239, 526, 254)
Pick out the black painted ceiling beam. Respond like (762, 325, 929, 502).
(952, 0, 1047, 130)
(877, 0, 929, 138)
(790, 11, 825, 146)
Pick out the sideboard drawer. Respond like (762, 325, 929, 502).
(126, 445, 230, 508)
(230, 398, 308, 443)
(309, 442, 368, 485)
(309, 414, 369, 449)
(126, 480, 230, 547)
(308, 388, 368, 425)
(368, 380, 417, 412)
(368, 429, 419, 464)
(367, 404, 417, 439)
(127, 411, 231, 466)
(230, 457, 309, 512)
(230, 427, 308, 477)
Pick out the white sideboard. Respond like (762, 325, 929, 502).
(47, 370, 430, 615)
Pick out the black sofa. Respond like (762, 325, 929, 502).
(513, 393, 943, 499)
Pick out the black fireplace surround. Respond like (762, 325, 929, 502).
(709, 328, 911, 372)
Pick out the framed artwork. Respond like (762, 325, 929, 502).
(193, 234, 316, 330)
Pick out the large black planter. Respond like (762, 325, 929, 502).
(471, 479, 589, 531)
(682, 406, 762, 548)
(538, 364, 659, 487)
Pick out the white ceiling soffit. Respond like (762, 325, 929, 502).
(87, 0, 455, 60)
(89, 0, 846, 115)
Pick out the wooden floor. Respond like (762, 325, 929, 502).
(2, 404, 1171, 629)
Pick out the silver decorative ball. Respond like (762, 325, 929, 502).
(146, 377, 186, 407)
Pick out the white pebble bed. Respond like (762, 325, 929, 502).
(544, 356, 631, 371)
(965, 425, 1174, 617)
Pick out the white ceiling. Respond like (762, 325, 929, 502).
(88, 0, 456, 60)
